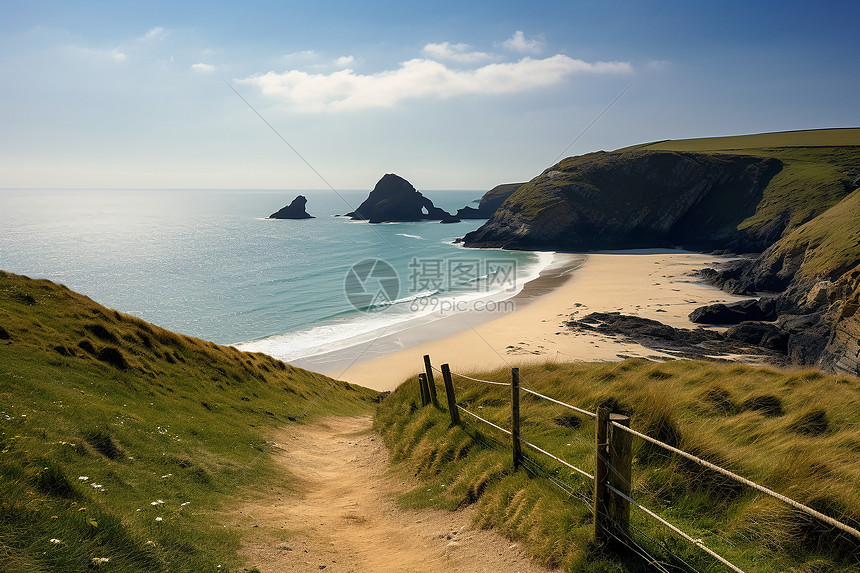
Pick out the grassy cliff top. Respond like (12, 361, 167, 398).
(628, 127, 860, 152)
(0, 270, 376, 572)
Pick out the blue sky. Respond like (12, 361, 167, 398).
(1, 1, 857, 190)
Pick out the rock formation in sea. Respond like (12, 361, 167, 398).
(269, 195, 314, 219)
(455, 182, 524, 219)
(347, 174, 459, 223)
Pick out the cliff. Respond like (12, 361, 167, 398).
(464, 130, 859, 251)
(269, 195, 314, 219)
(464, 150, 787, 250)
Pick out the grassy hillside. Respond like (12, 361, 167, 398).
(375, 359, 860, 572)
(0, 271, 377, 572)
(756, 188, 860, 281)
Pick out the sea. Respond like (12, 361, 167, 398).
(0, 188, 551, 369)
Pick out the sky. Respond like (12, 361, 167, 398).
(1, 1, 857, 190)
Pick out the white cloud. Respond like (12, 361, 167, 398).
(240, 54, 632, 112)
(422, 42, 492, 64)
(502, 31, 544, 54)
(191, 62, 215, 74)
(141, 27, 165, 41)
(334, 55, 355, 68)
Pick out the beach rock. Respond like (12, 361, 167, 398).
(689, 299, 775, 325)
(566, 312, 796, 362)
(270, 195, 314, 219)
(567, 312, 721, 348)
(347, 174, 457, 223)
(724, 322, 788, 351)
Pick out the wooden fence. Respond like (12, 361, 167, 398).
(415, 355, 860, 573)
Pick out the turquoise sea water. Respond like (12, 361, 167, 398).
(0, 189, 548, 361)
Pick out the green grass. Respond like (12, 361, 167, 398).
(0, 270, 378, 572)
(375, 359, 860, 572)
(631, 128, 860, 152)
(757, 187, 860, 280)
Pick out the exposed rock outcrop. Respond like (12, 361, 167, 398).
(565, 312, 787, 361)
(347, 174, 459, 223)
(269, 195, 314, 219)
(692, 188, 860, 376)
(689, 299, 777, 325)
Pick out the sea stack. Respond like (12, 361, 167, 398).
(347, 174, 459, 223)
(269, 195, 314, 219)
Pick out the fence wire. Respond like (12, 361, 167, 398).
(610, 420, 860, 541)
(520, 385, 596, 418)
(456, 405, 511, 435)
(432, 365, 510, 386)
(606, 483, 746, 573)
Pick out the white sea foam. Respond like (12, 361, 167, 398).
(234, 250, 556, 363)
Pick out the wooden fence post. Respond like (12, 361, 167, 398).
(594, 406, 611, 544)
(511, 367, 521, 469)
(608, 413, 632, 538)
(423, 354, 440, 408)
(418, 373, 430, 407)
(441, 364, 460, 427)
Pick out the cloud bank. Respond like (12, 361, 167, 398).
(241, 43, 632, 112)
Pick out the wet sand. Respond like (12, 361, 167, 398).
(311, 250, 752, 391)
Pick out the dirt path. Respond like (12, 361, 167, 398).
(229, 415, 560, 573)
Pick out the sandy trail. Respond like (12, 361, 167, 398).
(231, 415, 559, 573)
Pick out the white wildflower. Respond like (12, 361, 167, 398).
(49, 538, 63, 544)
(78, 476, 89, 481)
(155, 517, 163, 522)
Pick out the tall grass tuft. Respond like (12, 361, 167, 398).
(376, 358, 860, 572)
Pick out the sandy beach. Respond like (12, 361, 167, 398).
(316, 250, 754, 391)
